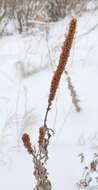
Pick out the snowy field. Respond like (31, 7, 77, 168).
(0, 8, 98, 190)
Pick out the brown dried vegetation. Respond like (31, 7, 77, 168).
(44, 18, 77, 125)
(78, 153, 98, 189)
(22, 18, 78, 190)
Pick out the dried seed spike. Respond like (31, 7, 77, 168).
(22, 133, 33, 154)
(44, 18, 77, 125)
(66, 71, 81, 112)
(90, 161, 96, 171)
(48, 18, 77, 106)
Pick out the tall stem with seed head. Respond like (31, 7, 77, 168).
(44, 18, 77, 126)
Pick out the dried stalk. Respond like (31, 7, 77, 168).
(22, 132, 53, 190)
(44, 18, 77, 126)
(65, 70, 81, 112)
(22, 18, 77, 190)
(78, 153, 98, 190)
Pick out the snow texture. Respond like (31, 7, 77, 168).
(0, 9, 98, 190)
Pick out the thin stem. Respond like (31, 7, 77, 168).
(44, 105, 50, 127)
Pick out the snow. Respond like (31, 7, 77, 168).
(0, 9, 98, 190)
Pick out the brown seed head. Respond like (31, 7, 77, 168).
(22, 133, 33, 154)
(90, 161, 96, 171)
(38, 127, 46, 145)
(44, 18, 77, 125)
(48, 18, 77, 107)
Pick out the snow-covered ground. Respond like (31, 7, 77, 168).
(0, 9, 98, 190)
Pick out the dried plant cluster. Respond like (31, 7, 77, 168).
(22, 130, 54, 190)
(77, 153, 98, 190)
(22, 18, 79, 190)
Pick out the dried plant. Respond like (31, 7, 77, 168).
(22, 129, 53, 190)
(22, 133, 33, 154)
(65, 70, 81, 112)
(22, 18, 77, 190)
(77, 153, 98, 190)
(44, 18, 77, 126)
